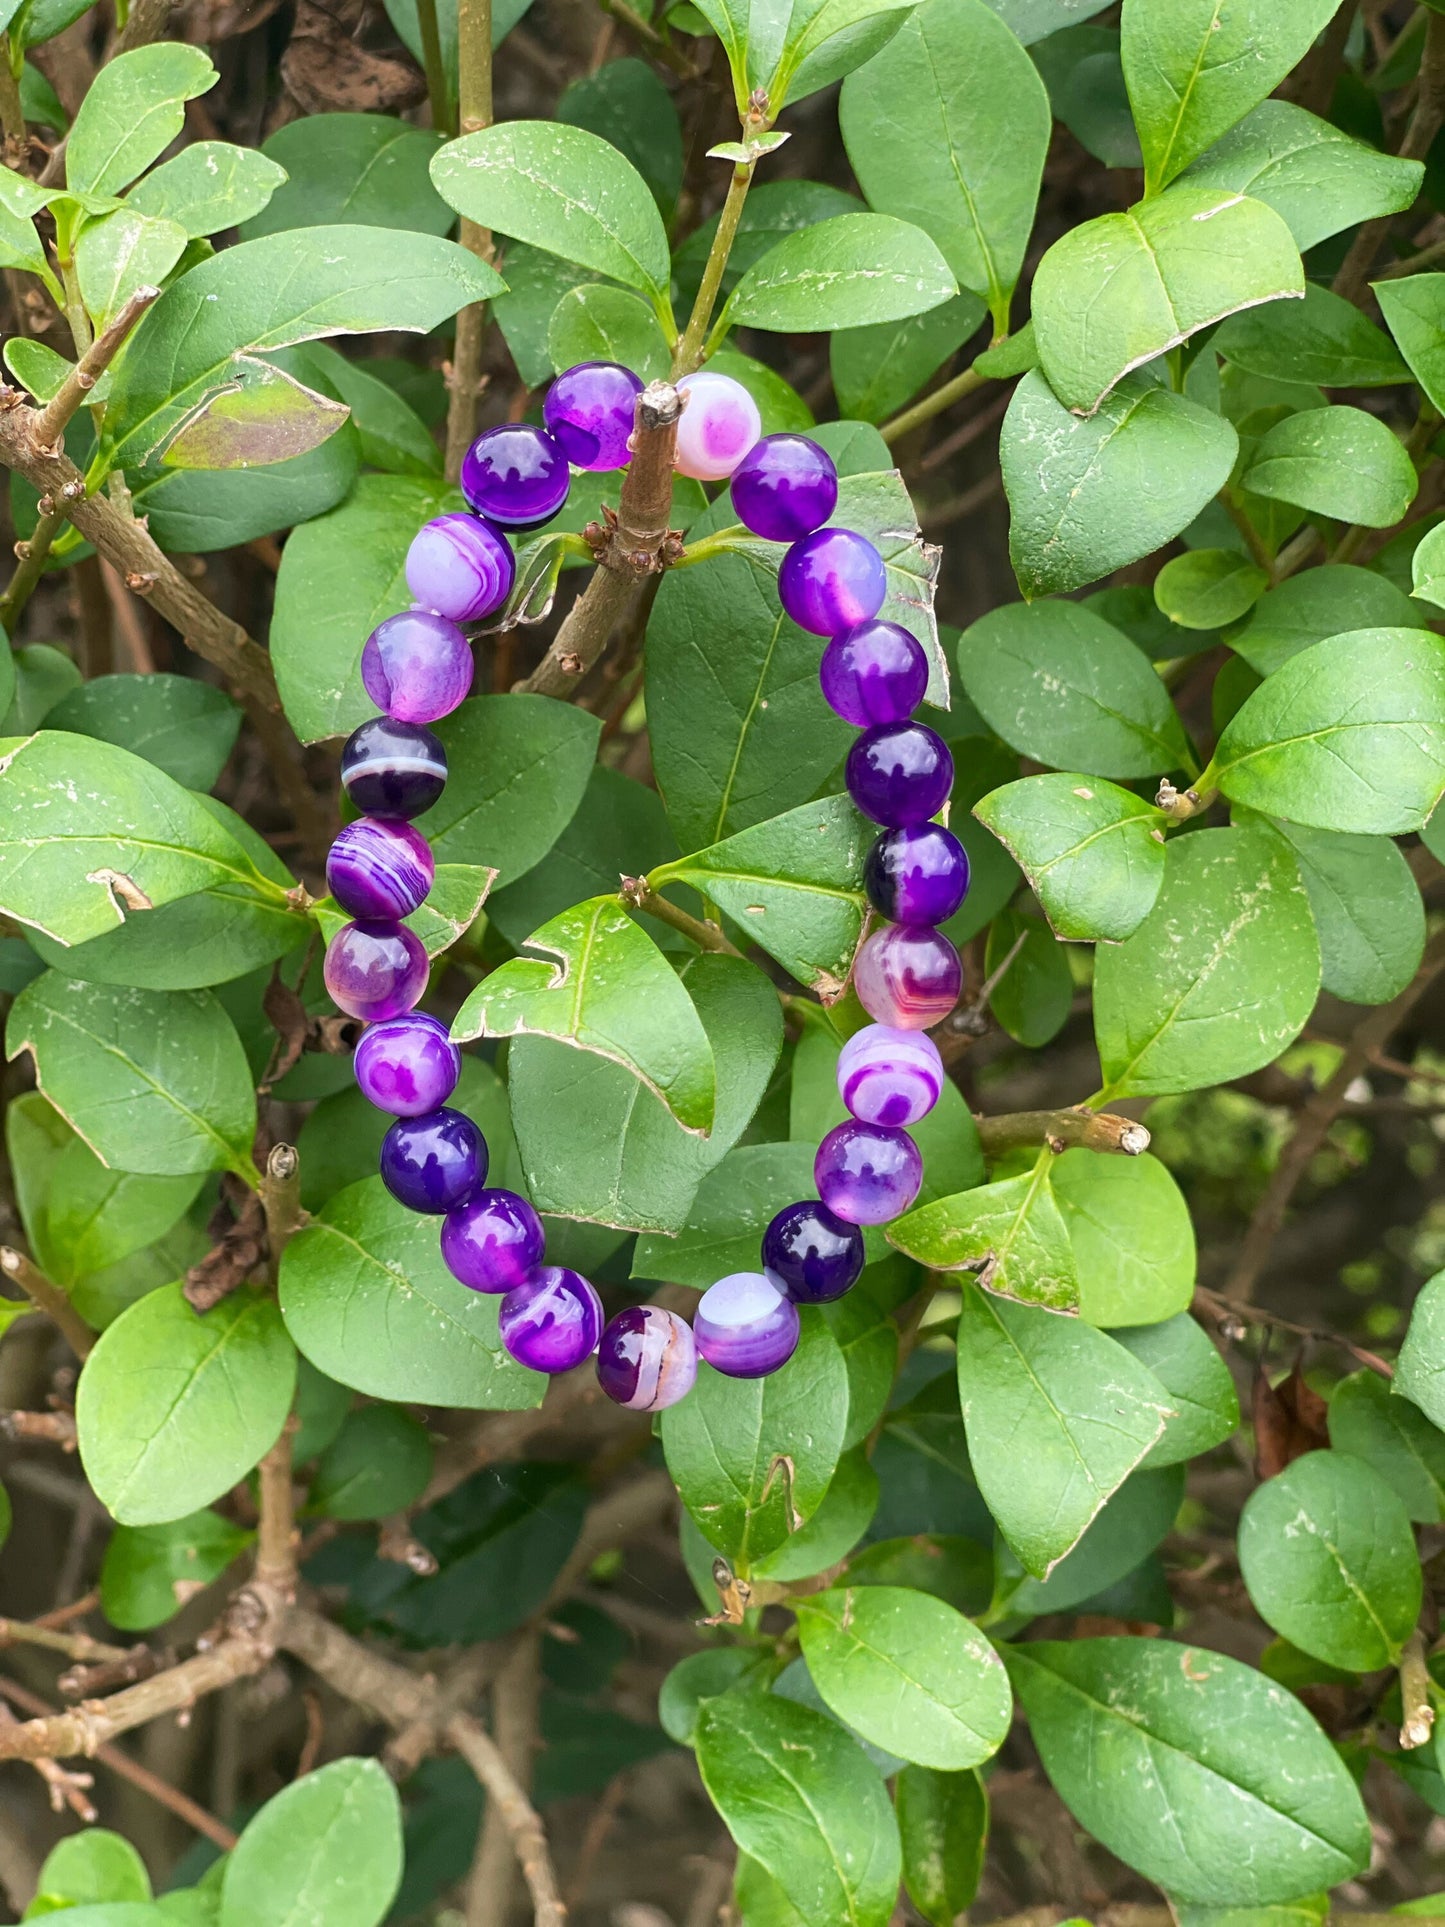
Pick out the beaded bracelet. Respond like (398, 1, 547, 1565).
(322, 359, 970, 1414)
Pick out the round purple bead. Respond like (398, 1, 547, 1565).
(815, 1121, 923, 1226)
(694, 1273, 800, 1379)
(461, 423, 570, 527)
(596, 1305, 698, 1411)
(846, 722, 954, 828)
(730, 434, 839, 543)
(778, 528, 887, 638)
(864, 825, 970, 927)
(341, 717, 447, 821)
(820, 620, 929, 727)
(674, 372, 762, 481)
(837, 1024, 944, 1128)
(326, 817, 434, 921)
(854, 924, 962, 1031)
(360, 609, 473, 725)
(441, 1188, 546, 1293)
(543, 361, 642, 471)
(499, 1267, 604, 1373)
(405, 513, 515, 623)
(380, 1107, 487, 1214)
(761, 1200, 864, 1305)
(354, 1012, 460, 1116)
(324, 919, 428, 1022)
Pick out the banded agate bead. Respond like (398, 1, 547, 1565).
(324, 919, 428, 1022)
(761, 1199, 864, 1304)
(837, 1023, 944, 1128)
(694, 1273, 800, 1378)
(360, 609, 473, 724)
(354, 1012, 459, 1116)
(815, 1121, 923, 1226)
(499, 1267, 604, 1373)
(853, 924, 962, 1030)
(380, 1108, 487, 1214)
(326, 817, 434, 920)
(596, 1305, 698, 1410)
(441, 1188, 546, 1293)
(405, 513, 514, 623)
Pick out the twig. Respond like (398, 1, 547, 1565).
(619, 875, 739, 954)
(1195, 1284, 1394, 1380)
(920, 468, 1003, 531)
(0, 1247, 93, 1358)
(33, 287, 160, 450)
(0, 1617, 129, 1666)
(919, 387, 1012, 472)
(443, 0, 495, 478)
(415, 0, 453, 134)
(881, 360, 989, 447)
(1377, 232, 1445, 279)
(0, 1409, 76, 1446)
(1222, 491, 1275, 575)
(463, 1632, 542, 1927)
(0, 1696, 95, 1821)
(260, 1144, 307, 1284)
(1401, 1627, 1435, 1748)
(675, 137, 762, 377)
(976, 1108, 1150, 1158)
(452, 1696, 562, 1927)
(1334, 12, 1445, 303)
(253, 1419, 298, 1598)
(0, 483, 82, 631)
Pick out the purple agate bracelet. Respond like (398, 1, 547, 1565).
(323, 361, 970, 1407)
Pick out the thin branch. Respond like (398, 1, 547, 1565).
(463, 1632, 542, 1927)
(620, 875, 739, 953)
(253, 1419, 298, 1598)
(0, 1247, 93, 1357)
(260, 1143, 307, 1284)
(1194, 1284, 1395, 1381)
(33, 286, 160, 450)
(0, 1696, 96, 1822)
(1334, 12, 1445, 303)
(414, 0, 453, 134)
(0, 485, 77, 631)
(881, 360, 989, 447)
(443, 0, 495, 478)
(1221, 490, 1275, 575)
(1401, 1627, 1435, 1749)
(976, 1108, 1151, 1158)
(451, 1695, 563, 1927)
(675, 147, 760, 377)
(0, 1617, 129, 1666)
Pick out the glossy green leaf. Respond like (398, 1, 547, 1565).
(1111, 1313, 1240, 1468)
(830, 295, 986, 424)
(76, 208, 188, 331)
(985, 906, 1072, 1047)
(219, 1757, 403, 1927)
(67, 44, 217, 197)
(1214, 282, 1409, 390)
(78, 1284, 295, 1525)
(753, 1446, 879, 1581)
(1255, 816, 1424, 1006)
(1329, 1369, 1445, 1525)
(310, 1405, 432, 1521)
(974, 773, 1166, 942)
(46, 675, 241, 792)
(1004, 1462, 1183, 1615)
(546, 282, 669, 380)
(1155, 549, 1269, 629)
(634, 1141, 814, 1289)
(1094, 825, 1320, 1098)
(240, 115, 449, 239)
(1393, 1269, 1445, 1430)
(1052, 1148, 1195, 1327)
(725, 212, 956, 334)
(1242, 406, 1417, 528)
(427, 696, 601, 889)
(100, 1508, 254, 1631)
(127, 140, 287, 237)
(1375, 274, 1445, 418)
(890, 1162, 1079, 1313)
(297, 341, 441, 478)
(895, 1766, 987, 1927)
(31, 1831, 151, 1910)
(1233, 564, 1421, 676)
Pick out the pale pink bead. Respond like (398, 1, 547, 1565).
(674, 372, 762, 481)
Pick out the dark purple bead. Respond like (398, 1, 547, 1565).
(324, 920, 428, 1022)
(854, 924, 962, 1030)
(761, 1200, 864, 1305)
(694, 1273, 800, 1379)
(461, 424, 570, 527)
(441, 1188, 546, 1293)
(596, 1304, 697, 1410)
(543, 361, 642, 471)
(380, 1107, 487, 1214)
(406, 513, 514, 623)
(815, 1121, 923, 1226)
(354, 1013, 459, 1116)
(499, 1267, 604, 1373)
(326, 817, 434, 920)
(820, 620, 928, 726)
(864, 825, 970, 926)
(846, 722, 954, 828)
(361, 609, 473, 725)
(778, 528, 887, 637)
(731, 434, 839, 543)
(340, 717, 447, 821)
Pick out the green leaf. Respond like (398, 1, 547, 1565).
(1052, 1147, 1196, 1327)
(1241, 406, 1417, 528)
(839, 0, 1049, 328)
(1032, 188, 1304, 413)
(1232, 564, 1421, 676)
(46, 675, 241, 792)
(9, 975, 258, 1179)
(1008, 1637, 1370, 1902)
(421, 693, 600, 881)
(673, 177, 862, 313)
(1154, 549, 1269, 630)
(127, 140, 287, 237)
(1178, 100, 1424, 254)
(67, 44, 217, 197)
(1393, 1269, 1445, 1430)
(634, 1141, 814, 1289)
(29, 1131, 200, 1288)
(752, 1445, 879, 1580)
(430, 120, 670, 307)
(974, 773, 1166, 942)
(1002, 369, 1239, 599)
(100, 1508, 253, 1631)
(546, 282, 669, 380)
(310, 1404, 432, 1521)
(279, 1176, 543, 1410)
(452, 896, 715, 1134)
(1121, 0, 1341, 195)
(1239, 1450, 1421, 1670)
(132, 428, 360, 555)
(159, 354, 351, 472)
(891, 1162, 1078, 1311)
(5, 337, 111, 406)
(219, 1757, 403, 1927)
(75, 208, 188, 331)
(830, 296, 986, 425)
(725, 211, 956, 334)
(985, 907, 1072, 1047)
(895, 1766, 986, 1927)
(1212, 628, 1445, 833)
(696, 1690, 901, 1927)
(1110, 1312, 1240, 1467)
(557, 56, 683, 215)
(240, 114, 449, 239)
(1004, 1462, 1183, 1615)
(78, 1284, 294, 1525)
(1214, 281, 1409, 390)
(661, 1310, 849, 1570)
(101, 227, 500, 475)
(1329, 1369, 1445, 1525)
(1254, 816, 1425, 1006)
(796, 1585, 1012, 1770)
(957, 597, 1191, 778)
(957, 1283, 1170, 1575)
(1375, 274, 1445, 419)
(1173, 1903, 1329, 1927)
(1093, 824, 1320, 1098)
(31, 1832, 151, 1911)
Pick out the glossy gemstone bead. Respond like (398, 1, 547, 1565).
(864, 825, 970, 926)
(596, 1304, 698, 1410)
(499, 1267, 604, 1373)
(441, 1187, 546, 1293)
(694, 1272, 800, 1379)
(324, 919, 428, 1021)
(820, 620, 928, 726)
(846, 722, 953, 827)
(326, 816, 434, 920)
(543, 361, 642, 471)
(778, 529, 887, 637)
(380, 1107, 487, 1214)
(730, 433, 839, 543)
(761, 1200, 864, 1304)
(854, 924, 962, 1030)
(674, 371, 761, 481)
(837, 1023, 944, 1127)
(405, 513, 515, 623)
(340, 717, 447, 821)
(461, 423, 570, 527)
(815, 1121, 922, 1226)
(360, 609, 473, 725)
(354, 1012, 460, 1116)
